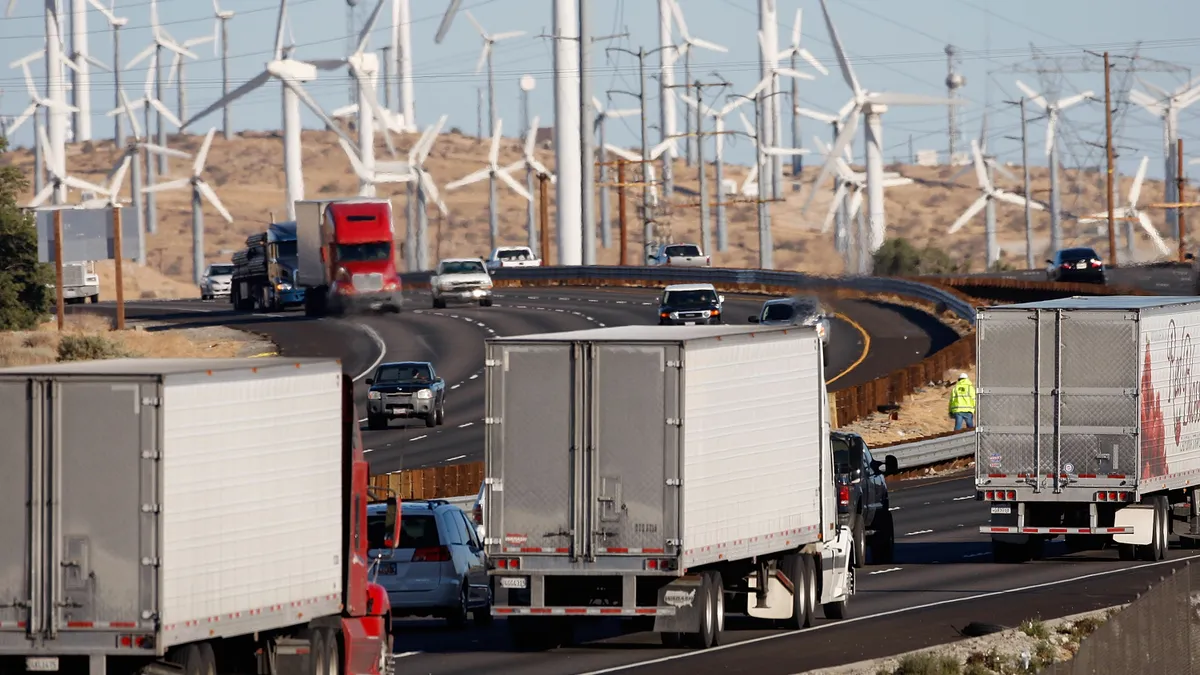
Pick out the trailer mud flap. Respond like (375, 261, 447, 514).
(820, 526, 854, 605)
(653, 576, 704, 634)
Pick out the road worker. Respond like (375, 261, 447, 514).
(949, 372, 977, 430)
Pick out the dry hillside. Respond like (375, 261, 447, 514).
(1, 127, 1182, 294)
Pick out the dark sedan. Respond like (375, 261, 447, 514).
(365, 361, 446, 430)
(1046, 247, 1106, 284)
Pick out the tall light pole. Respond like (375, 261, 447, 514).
(520, 74, 538, 251)
(552, 0, 583, 265)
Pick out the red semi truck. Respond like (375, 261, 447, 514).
(296, 198, 404, 316)
(0, 358, 400, 675)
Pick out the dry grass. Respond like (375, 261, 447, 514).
(0, 313, 258, 368)
(1, 129, 1181, 293)
(840, 365, 977, 446)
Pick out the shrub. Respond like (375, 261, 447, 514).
(57, 334, 131, 362)
(892, 652, 962, 675)
(872, 238, 967, 277)
(0, 137, 54, 330)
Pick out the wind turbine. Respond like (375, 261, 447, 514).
(125, 0, 197, 176)
(1014, 80, 1092, 253)
(141, 128, 232, 285)
(665, 0, 727, 167)
(403, 114, 450, 272)
(27, 125, 111, 209)
(212, 0, 235, 140)
(389, 0, 417, 132)
(67, 0, 114, 143)
(778, 8, 828, 175)
(84, 0, 129, 147)
(446, 119, 531, 251)
(7, 49, 78, 196)
(182, 0, 356, 221)
(755, 28, 817, 199)
(806, 0, 964, 253)
(948, 139, 1045, 266)
(496, 115, 556, 250)
(593, 96, 638, 248)
(1129, 77, 1200, 240)
(1078, 155, 1169, 260)
(461, 10, 525, 251)
(166, 33, 216, 124)
(679, 92, 753, 251)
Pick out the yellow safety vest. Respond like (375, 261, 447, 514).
(949, 380, 976, 414)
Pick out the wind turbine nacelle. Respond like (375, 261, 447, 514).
(349, 52, 379, 76)
(268, 60, 317, 82)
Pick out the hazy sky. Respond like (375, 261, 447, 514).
(3, 0, 1200, 181)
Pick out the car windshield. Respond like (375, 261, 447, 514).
(208, 264, 234, 276)
(664, 245, 700, 257)
(665, 289, 717, 308)
(831, 436, 853, 474)
(497, 249, 530, 261)
(762, 303, 795, 322)
(336, 242, 391, 262)
(276, 241, 297, 257)
(441, 260, 485, 274)
(368, 512, 440, 549)
(1060, 248, 1099, 262)
(374, 363, 433, 384)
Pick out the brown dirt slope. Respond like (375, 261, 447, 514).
(2, 129, 1176, 291)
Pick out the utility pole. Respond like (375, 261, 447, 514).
(617, 158, 628, 265)
(381, 45, 392, 110)
(607, 46, 672, 249)
(1103, 51, 1118, 266)
(1180, 138, 1188, 262)
(539, 172, 552, 264)
(665, 76, 730, 255)
(1005, 97, 1036, 269)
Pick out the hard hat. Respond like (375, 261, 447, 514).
(958, 373, 969, 380)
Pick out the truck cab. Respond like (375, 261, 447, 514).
(50, 261, 100, 304)
(230, 221, 306, 312)
(295, 198, 404, 316)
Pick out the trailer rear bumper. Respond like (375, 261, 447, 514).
(981, 526, 1134, 535)
(493, 606, 676, 617)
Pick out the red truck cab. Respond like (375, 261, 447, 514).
(296, 198, 404, 316)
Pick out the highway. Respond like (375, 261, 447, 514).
(938, 263, 1194, 295)
(69, 284, 1194, 674)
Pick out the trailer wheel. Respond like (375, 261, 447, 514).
(684, 572, 718, 648)
(196, 642, 217, 675)
(308, 629, 327, 675)
(781, 554, 809, 630)
(707, 570, 725, 646)
(432, 296, 446, 309)
(1140, 496, 1169, 562)
(367, 415, 388, 431)
(800, 555, 818, 628)
(323, 627, 342, 675)
(175, 644, 205, 675)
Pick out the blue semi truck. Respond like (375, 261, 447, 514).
(230, 220, 306, 312)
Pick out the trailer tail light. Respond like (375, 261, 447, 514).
(984, 490, 1016, 501)
(644, 558, 676, 571)
(1095, 491, 1131, 502)
(494, 558, 520, 570)
(117, 634, 153, 649)
(412, 546, 452, 562)
(838, 485, 850, 506)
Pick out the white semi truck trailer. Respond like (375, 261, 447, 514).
(481, 324, 854, 650)
(976, 296, 1200, 563)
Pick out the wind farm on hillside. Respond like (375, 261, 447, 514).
(1, 0, 1198, 292)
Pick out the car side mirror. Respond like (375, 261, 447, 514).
(367, 495, 402, 550)
(365, 378, 374, 385)
(1045, 259, 1053, 265)
(718, 295, 725, 304)
(884, 455, 899, 475)
(748, 315, 759, 323)
(1187, 253, 1196, 261)
(475, 524, 486, 542)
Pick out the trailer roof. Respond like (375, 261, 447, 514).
(489, 323, 813, 343)
(987, 296, 1200, 311)
(0, 357, 342, 378)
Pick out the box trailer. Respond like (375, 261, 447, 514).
(482, 324, 853, 650)
(976, 296, 1200, 563)
(0, 358, 399, 675)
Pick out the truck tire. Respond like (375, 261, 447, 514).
(1139, 496, 1168, 562)
(684, 571, 720, 648)
(436, 402, 446, 426)
(367, 415, 387, 431)
(870, 509, 895, 565)
(432, 296, 446, 309)
(322, 627, 341, 675)
(196, 642, 217, 675)
(308, 630, 327, 675)
(480, 298, 493, 307)
(800, 554, 818, 628)
(175, 644, 206, 675)
(992, 538, 1033, 564)
(424, 409, 437, 428)
(782, 553, 810, 630)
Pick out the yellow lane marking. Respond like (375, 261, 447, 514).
(825, 312, 870, 386)
(248, 351, 279, 358)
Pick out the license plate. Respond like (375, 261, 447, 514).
(991, 506, 1012, 515)
(26, 658, 59, 672)
(1076, 262, 1087, 269)
(685, 321, 697, 325)
(499, 576, 527, 590)
(379, 562, 397, 575)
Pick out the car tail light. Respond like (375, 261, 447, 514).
(472, 505, 483, 525)
(412, 546, 452, 562)
(706, 256, 711, 265)
(838, 484, 850, 506)
(1090, 260, 1102, 268)
(494, 557, 520, 570)
(1061, 263, 1072, 269)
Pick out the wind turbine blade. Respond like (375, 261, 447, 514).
(691, 37, 728, 53)
(488, 119, 503, 166)
(108, 155, 132, 198)
(141, 178, 191, 194)
(273, 0, 289, 60)
(491, 31, 526, 41)
(992, 190, 1032, 209)
(1128, 88, 1163, 112)
(763, 146, 809, 157)
(971, 139, 990, 191)
(604, 144, 641, 162)
(356, 71, 397, 158)
(798, 48, 829, 76)
(737, 109, 756, 138)
(791, 9, 802, 47)
(355, 0, 388, 55)
(28, 184, 55, 209)
(498, 167, 533, 201)
(446, 167, 492, 190)
(121, 90, 143, 138)
(1136, 211, 1171, 257)
(803, 107, 859, 213)
(668, 0, 691, 41)
(948, 195, 988, 234)
(1015, 80, 1048, 109)
(195, 180, 233, 223)
(140, 142, 191, 159)
(38, 124, 60, 176)
(817, 0, 861, 97)
(795, 107, 838, 123)
(183, 70, 269, 129)
(165, 51, 182, 86)
(159, 39, 198, 61)
(871, 92, 962, 106)
(63, 176, 112, 195)
(881, 176, 913, 188)
(434, 0, 464, 44)
(1056, 92, 1093, 110)
(414, 114, 448, 164)
(530, 160, 553, 180)
(149, 98, 183, 128)
(846, 189, 864, 222)
(774, 67, 815, 82)
(649, 138, 677, 160)
(126, 43, 155, 70)
(820, 182, 848, 233)
(1129, 155, 1149, 207)
(274, 72, 357, 149)
(525, 114, 539, 157)
(474, 43, 489, 75)
(8, 103, 37, 136)
(463, 9, 486, 38)
(993, 162, 1019, 183)
(193, 128, 217, 175)
(82, 53, 111, 72)
(419, 172, 450, 216)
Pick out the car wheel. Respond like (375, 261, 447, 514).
(472, 588, 493, 626)
(367, 415, 387, 431)
(447, 584, 469, 629)
(480, 298, 493, 307)
(425, 409, 437, 428)
(433, 297, 446, 309)
(436, 402, 445, 426)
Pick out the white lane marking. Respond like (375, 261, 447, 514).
(469, 374, 479, 380)
(352, 324, 387, 382)
(888, 506, 901, 511)
(869, 567, 902, 575)
(393, 651, 421, 659)
(952, 496, 974, 501)
(458, 422, 474, 428)
(573, 554, 1200, 674)
(359, 417, 368, 423)
(904, 530, 933, 536)
(962, 552, 990, 558)
(364, 448, 376, 454)
(451, 384, 461, 389)
(444, 454, 467, 462)
(410, 435, 427, 442)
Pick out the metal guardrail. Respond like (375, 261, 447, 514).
(884, 431, 976, 471)
(400, 266, 978, 325)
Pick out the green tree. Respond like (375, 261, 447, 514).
(0, 138, 54, 330)
(871, 237, 966, 277)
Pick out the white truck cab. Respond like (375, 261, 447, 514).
(48, 261, 100, 304)
(430, 258, 494, 308)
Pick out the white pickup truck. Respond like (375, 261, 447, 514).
(487, 246, 542, 269)
(430, 257, 494, 308)
(646, 242, 711, 267)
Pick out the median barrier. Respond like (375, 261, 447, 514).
(920, 275, 1152, 304)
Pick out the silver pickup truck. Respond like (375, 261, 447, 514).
(646, 242, 711, 267)
(487, 246, 542, 269)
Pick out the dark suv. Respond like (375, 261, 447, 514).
(832, 431, 898, 567)
(1046, 247, 1106, 284)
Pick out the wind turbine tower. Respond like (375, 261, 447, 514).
(945, 45, 965, 164)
